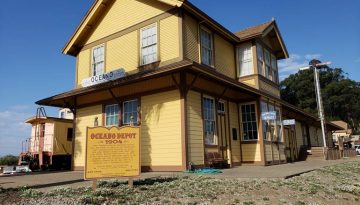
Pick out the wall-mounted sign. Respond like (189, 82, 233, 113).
(85, 126, 140, 180)
(261, 111, 277, 120)
(81, 68, 126, 87)
(283, 119, 296, 126)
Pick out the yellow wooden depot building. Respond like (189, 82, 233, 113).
(37, 0, 341, 171)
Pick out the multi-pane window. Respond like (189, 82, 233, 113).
(141, 24, 157, 65)
(92, 45, 105, 76)
(200, 28, 213, 66)
(271, 54, 278, 83)
(264, 49, 271, 80)
(238, 45, 253, 76)
(260, 102, 268, 140)
(218, 101, 225, 114)
(241, 104, 258, 140)
(105, 104, 119, 127)
(123, 100, 138, 125)
(203, 97, 216, 145)
(275, 107, 282, 142)
(257, 44, 264, 75)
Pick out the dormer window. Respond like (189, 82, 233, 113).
(256, 43, 279, 83)
(200, 27, 213, 66)
(237, 44, 253, 77)
(92, 45, 105, 76)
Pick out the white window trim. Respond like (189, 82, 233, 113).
(122, 99, 139, 125)
(105, 104, 119, 127)
(199, 27, 214, 67)
(140, 23, 158, 66)
(217, 100, 226, 114)
(91, 44, 105, 76)
(239, 101, 259, 141)
(203, 96, 217, 145)
(237, 45, 254, 77)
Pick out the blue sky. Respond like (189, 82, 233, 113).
(0, 0, 359, 156)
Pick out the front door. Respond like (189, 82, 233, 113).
(284, 127, 297, 162)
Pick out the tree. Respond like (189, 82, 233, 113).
(280, 66, 360, 133)
(0, 155, 19, 166)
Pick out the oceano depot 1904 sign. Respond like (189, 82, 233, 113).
(85, 126, 140, 180)
(81, 68, 126, 87)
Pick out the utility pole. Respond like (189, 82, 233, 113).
(300, 59, 331, 159)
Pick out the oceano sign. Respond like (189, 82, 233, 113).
(81, 68, 126, 87)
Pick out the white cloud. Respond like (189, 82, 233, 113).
(278, 53, 322, 80)
(0, 106, 33, 156)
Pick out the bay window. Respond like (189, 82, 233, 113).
(256, 44, 264, 75)
(238, 45, 253, 77)
(203, 97, 216, 145)
(140, 24, 157, 65)
(264, 49, 272, 80)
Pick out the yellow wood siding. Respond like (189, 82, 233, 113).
(86, 0, 172, 44)
(141, 90, 182, 166)
(74, 105, 103, 167)
(243, 79, 256, 87)
(106, 30, 138, 73)
(259, 80, 280, 97)
(183, 13, 199, 62)
(187, 91, 204, 165)
(77, 49, 90, 86)
(214, 34, 236, 78)
(229, 102, 241, 163)
(242, 143, 261, 162)
(160, 15, 180, 64)
(53, 122, 73, 155)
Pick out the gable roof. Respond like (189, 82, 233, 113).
(234, 20, 289, 59)
(63, 0, 185, 56)
(234, 21, 273, 40)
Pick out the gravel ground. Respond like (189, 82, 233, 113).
(1, 161, 360, 205)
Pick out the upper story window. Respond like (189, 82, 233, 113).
(92, 45, 105, 76)
(200, 28, 213, 66)
(271, 54, 278, 83)
(264, 49, 272, 80)
(203, 97, 216, 145)
(241, 103, 258, 141)
(256, 43, 279, 83)
(256, 44, 264, 75)
(238, 45, 253, 77)
(140, 24, 158, 65)
(105, 104, 119, 127)
(123, 99, 139, 125)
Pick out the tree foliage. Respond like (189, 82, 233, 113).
(0, 155, 19, 166)
(280, 67, 360, 133)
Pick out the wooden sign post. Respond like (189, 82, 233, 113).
(84, 126, 141, 190)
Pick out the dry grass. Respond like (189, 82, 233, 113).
(1, 161, 360, 205)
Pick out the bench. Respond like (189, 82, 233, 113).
(206, 152, 228, 168)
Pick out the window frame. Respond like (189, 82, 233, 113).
(240, 102, 259, 141)
(140, 23, 158, 66)
(217, 101, 226, 114)
(256, 43, 264, 76)
(104, 104, 120, 127)
(199, 27, 214, 67)
(203, 96, 217, 145)
(122, 99, 139, 126)
(91, 44, 105, 77)
(237, 44, 254, 77)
